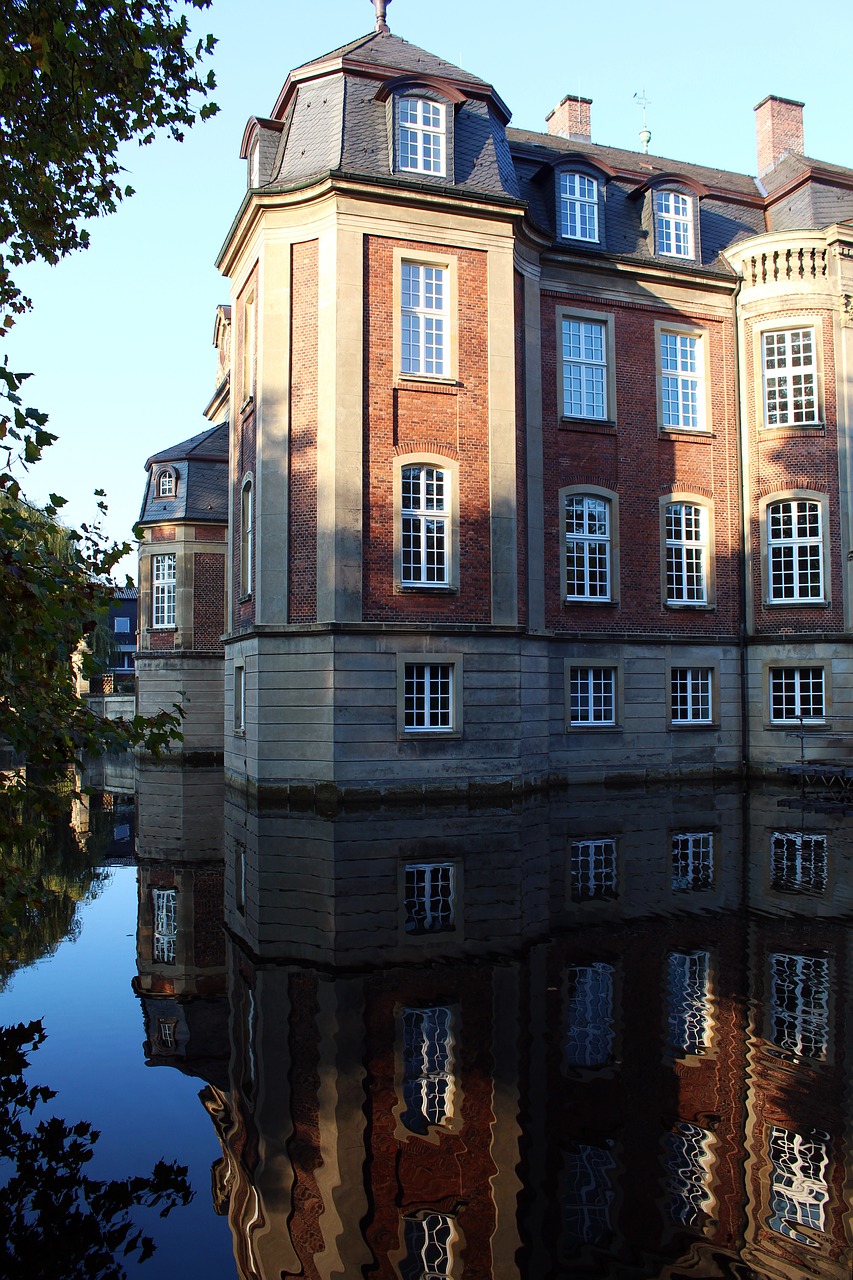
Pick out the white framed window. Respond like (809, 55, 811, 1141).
(234, 665, 245, 733)
(565, 962, 615, 1068)
(157, 470, 175, 497)
(770, 832, 827, 896)
(769, 667, 825, 723)
(401, 262, 447, 376)
(655, 190, 693, 258)
(767, 500, 823, 601)
(240, 478, 253, 595)
(565, 494, 611, 600)
(569, 838, 617, 902)
(670, 667, 712, 724)
(671, 832, 714, 891)
(398, 97, 446, 175)
(569, 666, 616, 726)
(152, 553, 176, 628)
(401, 1006, 455, 1134)
(763, 328, 817, 426)
(242, 291, 256, 403)
(561, 1143, 616, 1247)
(401, 1213, 455, 1279)
(401, 465, 448, 585)
(664, 1122, 715, 1230)
(157, 1018, 177, 1051)
(152, 888, 177, 965)
(403, 862, 455, 934)
(666, 950, 711, 1055)
(767, 1127, 829, 1246)
(113, 616, 131, 634)
(562, 319, 607, 419)
(559, 172, 599, 241)
(769, 952, 830, 1063)
(403, 662, 453, 731)
(235, 842, 246, 915)
(660, 331, 703, 429)
(665, 503, 707, 603)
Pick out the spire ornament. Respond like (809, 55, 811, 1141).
(371, 0, 392, 32)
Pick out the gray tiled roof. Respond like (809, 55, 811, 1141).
(139, 423, 229, 526)
(144, 423, 229, 470)
(294, 30, 492, 90)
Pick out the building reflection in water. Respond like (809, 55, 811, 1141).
(133, 776, 853, 1278)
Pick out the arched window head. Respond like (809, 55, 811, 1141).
(240, 477, 253, 595)
(157, 469, 176, 498)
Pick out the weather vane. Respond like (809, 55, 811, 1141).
(634, 89, 652, 154)
(371, 0, 392, 32)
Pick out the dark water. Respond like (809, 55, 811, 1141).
(2, 768, 852, 1279)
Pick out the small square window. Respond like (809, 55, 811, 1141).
(569, 839, 617, 902)
(569, 667, 616, 726)
(769, 667, 825, 723)
(404, 662, 453, 731)
(670, 668, 712, 724)
(113, 616, 131, 634)
(671, 833, 714, 891)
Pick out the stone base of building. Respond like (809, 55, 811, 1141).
(136, 652, 224, 756)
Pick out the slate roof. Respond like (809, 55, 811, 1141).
(292, 30, 492, 90)
(139, 423, 229, 526)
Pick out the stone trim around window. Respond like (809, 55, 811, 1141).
(658, 493, 716, 611)
(752, 314, 825, 432)
(655, 320, 711, 435)
(393, 247, 459, 386)
(557, 305, 617, 427)
(758, 489, 831, 608)
(396, 652, 463, 738)
(559, 484, 620, 606)
(564, 656, 625, 732)
(393, 453, 460, 593)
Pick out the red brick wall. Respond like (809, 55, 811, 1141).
(150, 526, 176, 542)
(232, 272, 257, 630)
(515, 271, 528, 626)
(192, 551, 225, 651)
(744, 311, 842, 633)
(148, 630, 175, 651)
(541, 292, 741, 636)
(289, 239, 319, 623)
(196, 525, 226, 541)
(191, 867, 225, 968)
(362, 236, 492, 624)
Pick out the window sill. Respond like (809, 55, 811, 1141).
(759, 423, 824, 437)
(658, 428, 715, 442)
(768, 721, 828, 731)
(396, 375, 459, 395)
(564, 597, 618, 607)
(397, 584, 458, 595)
(566, 725, 622, 734)
(240, 394, 254, 415)
(238, 593, 253, 604)
(233, 729, 246, 738)
(151, 626, 177, 632)
(764, 599, 830, 608)
(670, 721, 718, 730)
(664, 602, 714, 611)
(399, 729, 462, 740)
(560, 417, 616, 434)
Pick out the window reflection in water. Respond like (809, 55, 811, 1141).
(666, 950, 712, 1055)
(400, 1212, 454, 1280)
(564, 962, 614, 1068)
(769, 952, 830, 1062)
(767, 1127, 829, 1246)
(561, 1142, 616, 1247)
(771, 832, 827, 895)
(663, 1122, 715, 1230)
(401, 1006, 455, 1134)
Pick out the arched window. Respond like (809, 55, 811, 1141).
(240, 477, 253, 595)
(655, 190, 694, 258)
(664, 502, 707, 604)
(157, 469, 175, 498)
(559, 172, 599, 242)
(564, 493, 611, 600)
(767, 499, 823, 600)
(397, 97, 446, 175)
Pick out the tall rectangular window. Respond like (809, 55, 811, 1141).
(769, 952, 830, 1063)
(401, 263, 447, 376)
(664, 1122, 715, 1230)
(403, 662, 453, 731)
(667, 950, 711, 1055)
(569, 839, 617, 902)
(401, 465, 448, 585)
(398, 98, 445, 175)
(234, 665, 245, 733)
(561, 1144, 616, 1247)
(565, 962, 615, 1068)
(565, 494, 610, 599)
(152, 888, 177, 965)
(655, 191, 693, 257)
(241, 480, 253, 594)
(671, 832, 714, 891)
(769, 667, 824, 722)
(401, 1006, 454, 1133)
(242, 292, 255, 402)
(661, 332, 702, 429)
(670, 667, 712, 723)
(767, 500, 823, 600)
(562, 319, 607, 419)
(559, 172, 599, 241)
(665, 503, 707, 603)
(768, 1128, 829, 1246)
(404, 862, 455, 934)
(763, 329, 817, 426)
(152, 553, 176, 628)
(569, 667, 616, 726)
(401, 1214, 454, 1279)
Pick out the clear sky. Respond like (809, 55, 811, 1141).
(7, 0, 853, 580)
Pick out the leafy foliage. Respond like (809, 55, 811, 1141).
(0, 1020, 193, 1278)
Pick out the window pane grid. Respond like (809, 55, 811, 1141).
(570, 667, 616, 725)
(402, 1006, 454, 1133)
(661, 332, 701, 428)
(768, 1127, 829, 1246)
(401, 466, 448, 584)
(667, 950, 711, 1055)
(565, 495, 610, 599)
(770, 952, 830, 1063)
(560, 172, 599, 242)
(570, 838, 617, 902)
(670, 667, 712, 723)
(565, 962, 615, 1068)
(404, 662, 453, 731)
(152, 553, 176, 628)
(763, 329, 817, 425)
(769, 667, 825, 722)
(770, 832, 827, 896)
(656, 191, 692, 258)
(665, 504, 706, 602)
(768, 500, 823, 600)
(671, 832, 714, 890)
(399, 98, 445, 175)
(562, 320, 606, 418)
(664, 1122, 715, 1229)
(404, 862, 455, 934)
(402, 263, 447, 375)
(152, 888, 177, 965)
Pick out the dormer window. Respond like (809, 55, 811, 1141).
(655, 191, 693, 258)
(249, 139, 260, 188)
(398, 97, 446, 176)
(560, 172, 599, 242)
(157, 470, 175, 498)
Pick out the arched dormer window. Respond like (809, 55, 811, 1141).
(637, 177, 706, 263)
(157, 469, 176, 498)
(377, 76, 465, 183)
(560, 172, 599, 242)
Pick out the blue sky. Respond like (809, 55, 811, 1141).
(7, 0, 853, 579)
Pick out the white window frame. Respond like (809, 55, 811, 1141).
(768, 1127, 829, 1245)
(400, 1213, 456, 1280)
(562, 318, 607, 419)
(564, 493, 611, 601)
(569, 666, 617, 727)
(664, 502, 708, 605)
(655, 190, 693, 258)
(769, 952, 830, 1063)
(401, 1005, 456, 1133)
(401, 261, 448, 377)
(559, 172, 599, 242)
(666, 949, 712, 1056)
(240, 476, 253, 596)
(762, 328, 818, 427)
(403, 661, 454, 732)
(660, 331, 704, 430)
(157, 470, 175, 497)
(767, 499, 823, 601)
(664, 1122, 715, 1230)
(403, 862, 456, 934)
(401, 464, 449, 586)
(234, 664, 246, 734)
(670, 667, 713, 724)
(152, 553, 176, 629)
(152, 888, 177, 965)
(769, 667, 825, 724)
(397, 97, 446, 175)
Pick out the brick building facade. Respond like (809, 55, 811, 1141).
(139, 15, 853, 795)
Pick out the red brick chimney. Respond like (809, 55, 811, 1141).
(546, 94, 592, 142)
(754, 95, 804, 174)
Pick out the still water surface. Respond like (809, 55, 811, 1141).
(2, 769, 852, 1278)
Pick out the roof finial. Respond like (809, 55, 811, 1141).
(371, 0, 392, 33)
(634, 89, 652, 154)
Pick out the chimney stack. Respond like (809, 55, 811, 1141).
(754, 95, 804, 174)
(547, 94, 592, 143)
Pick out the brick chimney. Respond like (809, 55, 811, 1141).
(754, 95, 804, 174)
(546, 94, 592, 142)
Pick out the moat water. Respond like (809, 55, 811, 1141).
(2, 767, 852, 1279)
